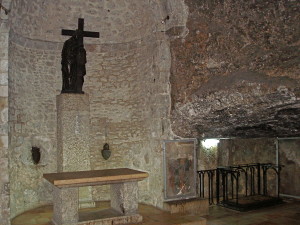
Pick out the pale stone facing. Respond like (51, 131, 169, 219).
(57, 94, 90, 114)
(77, 214, 143, 225)
(163, 198, 209, 216)
(57, 93, 91, 172)
(57, 93, 94, 208)
(8, 0, 179, 217)
(52, 186, 79, 225)
(0, 85, 8, 97)
(0, 7, 9, 223)
(111, 181, 138, 215)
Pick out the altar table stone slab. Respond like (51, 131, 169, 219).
(44, 168, 148, 187)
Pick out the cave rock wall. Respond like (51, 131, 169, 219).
(170, 0, 300, 138)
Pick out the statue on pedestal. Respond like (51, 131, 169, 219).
(61, 18, 99, 94)
(61, 30, 87, 93)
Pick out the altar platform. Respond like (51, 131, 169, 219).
(11, 199, 300, 225)
(11, 201, 207, 225)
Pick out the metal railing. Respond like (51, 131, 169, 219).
(197, 163, 283, 210)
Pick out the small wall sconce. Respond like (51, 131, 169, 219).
(101, 143, 111, 160)
(31, 147, 41, 165)
(161, 15, 170, 24)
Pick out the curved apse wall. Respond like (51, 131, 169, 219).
(8, 0, 188, 217)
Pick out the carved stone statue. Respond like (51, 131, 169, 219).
(61, 30, 86, 94)
(61, 18, 99, 94)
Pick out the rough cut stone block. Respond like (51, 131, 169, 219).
(163, 198, 209, 216)
(52, 186, 79, 225)
(111, 181, 138, 215)
(57, 93, 91, 172)
(181, 218, 207, 225)
(77, 214, 143, 225)
(56, 93, 94, 208)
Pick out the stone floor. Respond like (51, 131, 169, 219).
(11, 199, 300, 225)
(205, 199, 300, 225)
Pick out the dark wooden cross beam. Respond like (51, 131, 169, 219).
(61, 18, 99, 42)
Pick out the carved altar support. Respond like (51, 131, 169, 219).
(44, 168, 148, 225)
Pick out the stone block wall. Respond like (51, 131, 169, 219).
(218, 138, 277, 166)
(278, 139, 300, 196)
(7, 0, 188, 219)
(0, 0, 11, 224)
(8, 34, 60, 218)
(198, 137, 300, 199)
(218, 138, 278, 196)
(198, 138, 278, 197)
(84, 34, 171, 204)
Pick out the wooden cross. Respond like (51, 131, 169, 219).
(61, 18, 99, 43)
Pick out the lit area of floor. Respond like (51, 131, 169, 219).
(11, 199, 300, 225)
(205, 198, 300, 225)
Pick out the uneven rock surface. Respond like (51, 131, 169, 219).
(170, 0, 300, 138)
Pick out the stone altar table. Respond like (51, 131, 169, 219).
(44, 168, 148, 225)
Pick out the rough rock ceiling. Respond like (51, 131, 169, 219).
(171, 71, 300, 138)
(169, 0, 300, 138)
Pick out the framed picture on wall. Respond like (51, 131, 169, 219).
(163, 139, 197, 201)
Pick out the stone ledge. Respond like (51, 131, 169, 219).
(163, 198, 209, 216)
(78, 211, 142, 225)
(177, 217, 206, 225)
(52, 213, 142, 225)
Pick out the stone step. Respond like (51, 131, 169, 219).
(177, 217, 207, 225)
(163, 198, 209, 216)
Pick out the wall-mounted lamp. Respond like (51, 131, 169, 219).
(161, 15, 170, 24)
(31, 147, 41, 165)
(101, 143, 111, 160)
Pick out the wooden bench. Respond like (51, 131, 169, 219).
(44, 168, 148, 225)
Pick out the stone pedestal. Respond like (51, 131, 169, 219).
(111, 181, 138, 215)
(52, 186, 79, 225)
(57, 93, 94, 208)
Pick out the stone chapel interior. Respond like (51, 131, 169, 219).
(0, 0, 299, 225)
